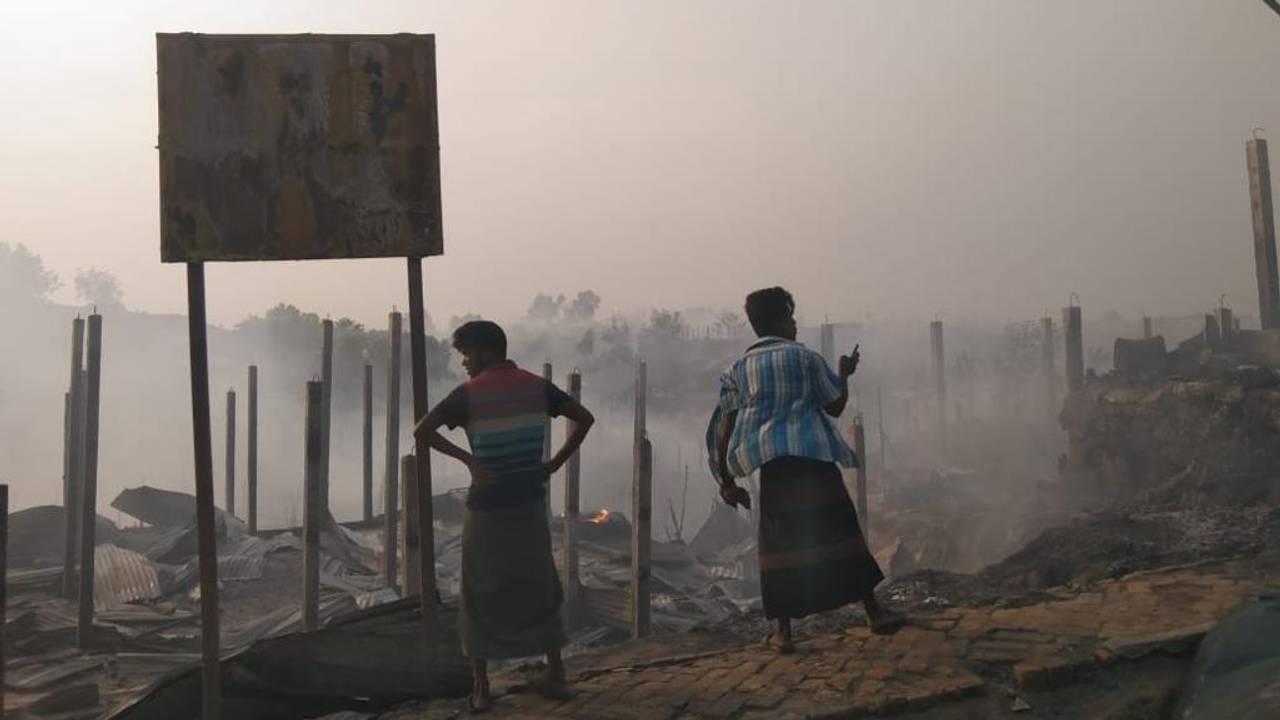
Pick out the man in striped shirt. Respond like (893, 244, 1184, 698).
(416, 320, 595, 712)
(709, 287, 902, 653)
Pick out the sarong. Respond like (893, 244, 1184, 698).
(758, 456, 885, 619)
(460, 498, 566, 659)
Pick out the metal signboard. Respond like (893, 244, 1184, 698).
(157, 33, 442, 262)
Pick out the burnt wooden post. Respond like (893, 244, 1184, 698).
(77, 313, 103, 650)
(384, 311, 402, 591)
(63, 317, 85, 600)
(1217, 306, 1234, 342)
(1247, 135, 1280, 329)
(247, 365, 258, 535)
(406, 260, 438, 624)
(1203, 314, 1222, 346)
(401, 454, 421, 598)
(543, 362, 553, 523)
(852, 420, 869, 541)
(1142, 317, 1153, 339)
(303, 381, 322, 632)
(225, 389, 236, 516)
(184, 267, 222, 718)
(320, 319, 334, 512)
(363, 362, 374, 522)
(1041, 317, 1056, 423)
(1, 484, 7, 716)
(631, 437, 652, 639)
(634, 360, 647, 450)
(1063, 303, 1084, 392)
(562, 370, 583, 622)
(929, 320, 947, 448)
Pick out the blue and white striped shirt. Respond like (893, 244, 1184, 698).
(705, 337, 858, 479)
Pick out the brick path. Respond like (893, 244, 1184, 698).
(384, 556, 1278, 719)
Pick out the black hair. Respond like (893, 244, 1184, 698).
(451, 320, 508, 357)
(744, 287, 795, 336)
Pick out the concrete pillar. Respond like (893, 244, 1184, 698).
(362, 363, 373, 522)
(1216, 307, 1234, 342)
(77, 314, 103, 650)
(247, 366, 258, 535)
(383, 311, 402, 590)
(224, 390, 235, 516)
(319, 319, 333, 513)
(1247, 137, 1280, 329)
(1063, 306, 1084, 392)
(63, 317, 85, 600)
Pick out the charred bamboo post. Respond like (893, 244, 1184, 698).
(852, 420, 869, 542)
(1247, 135, 1280, 329)
(401, 454, 421, 598)
(406, 259, 438, 625)
(363, 363, 374, 522)
(1063, 304, 1084, 392)
(303, 381, 322, 632)
(1041, 317, 1056, 424)
(320, 319, 334, 512)
(77, 313, 103, 650)
(1142, 317, 1153, 339)
(225, 390, 236, 516)
(384, 310, 402, 591)
(185, 265, 222, 719)
(63, 317, 85, 600)
(929, 320, 947, 448)
(631, 437, 652, 639)
(562, 370, 583, 621)
(247, 365, 258, 536)
(0, 484, 7, 716)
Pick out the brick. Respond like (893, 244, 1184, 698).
(743, 688, 788, 710)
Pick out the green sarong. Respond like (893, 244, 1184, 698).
(459, 498, 566, 659)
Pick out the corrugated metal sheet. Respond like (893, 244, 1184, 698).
(94, 544, 162, 610)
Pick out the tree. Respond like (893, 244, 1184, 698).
(74, 267, 125, 312)
(0, 242, 60, 304)
(527, 293, 566, 322)
(713, 311, 747, 339)
(564, 290, 602, 322)
(644, 309, 686, 341)
(575, 328, 596, 357)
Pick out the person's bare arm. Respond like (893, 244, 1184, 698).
(546, 399, 595, 475)
(413, 408, 473, 468)
(715, 409, 751, 509)
(823, 345, 860, 417)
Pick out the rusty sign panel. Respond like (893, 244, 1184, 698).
(157, 33, 442, 262)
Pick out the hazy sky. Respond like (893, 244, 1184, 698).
(2, 1, 1279, 328)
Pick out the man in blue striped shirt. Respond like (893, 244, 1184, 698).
(709, 287, 902, 652)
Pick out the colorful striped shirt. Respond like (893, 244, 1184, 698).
(436, 361, 573, 510)
(705, 337, 858, 479)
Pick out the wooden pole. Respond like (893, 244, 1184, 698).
(929, 320, 947, 448)
(401, 454, 421, 598)
(303, 381, 322, 633)
(852, 421, 869, 542)
(633, 360, 647, 450)
(185, 264, 222, 719)
(320, 319, 334, 513)
(77, 313, 103, 650)
(1, 484, 7, 717)
(1142, 317, 1153, 339)
(384, 311, 402, 591)
(363, 363, 374, 522)
(247, 365, 258, 536)
(406, 259, 438, 623)
(1063, 305, 1084, 392)
(225, 389, 236, 516)
(1247, 136, 1280, 329)
(562, 370, 582, 622)
(63, 317, 85, 600)
(543, 361, 553, 523)
(631, 437, 652, 639)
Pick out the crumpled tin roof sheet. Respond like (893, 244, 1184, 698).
(94, 544, 162, 611)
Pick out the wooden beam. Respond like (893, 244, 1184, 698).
(303, 380, 323, 633)
(631, 437, 652, 639)
(77, 313, 103, 650)
(406, 259, 438, 625)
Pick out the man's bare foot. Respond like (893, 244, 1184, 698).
(863, 594, 906, 634)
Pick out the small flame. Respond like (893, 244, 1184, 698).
(587, 508, 611, 524)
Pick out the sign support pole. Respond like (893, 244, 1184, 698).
(185, 263, 222, 720)
(406, 258, 438, 628)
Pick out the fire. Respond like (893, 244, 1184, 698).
(587, 508, 611, 524)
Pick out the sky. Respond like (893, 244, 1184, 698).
(2, 0, 1279, 329)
